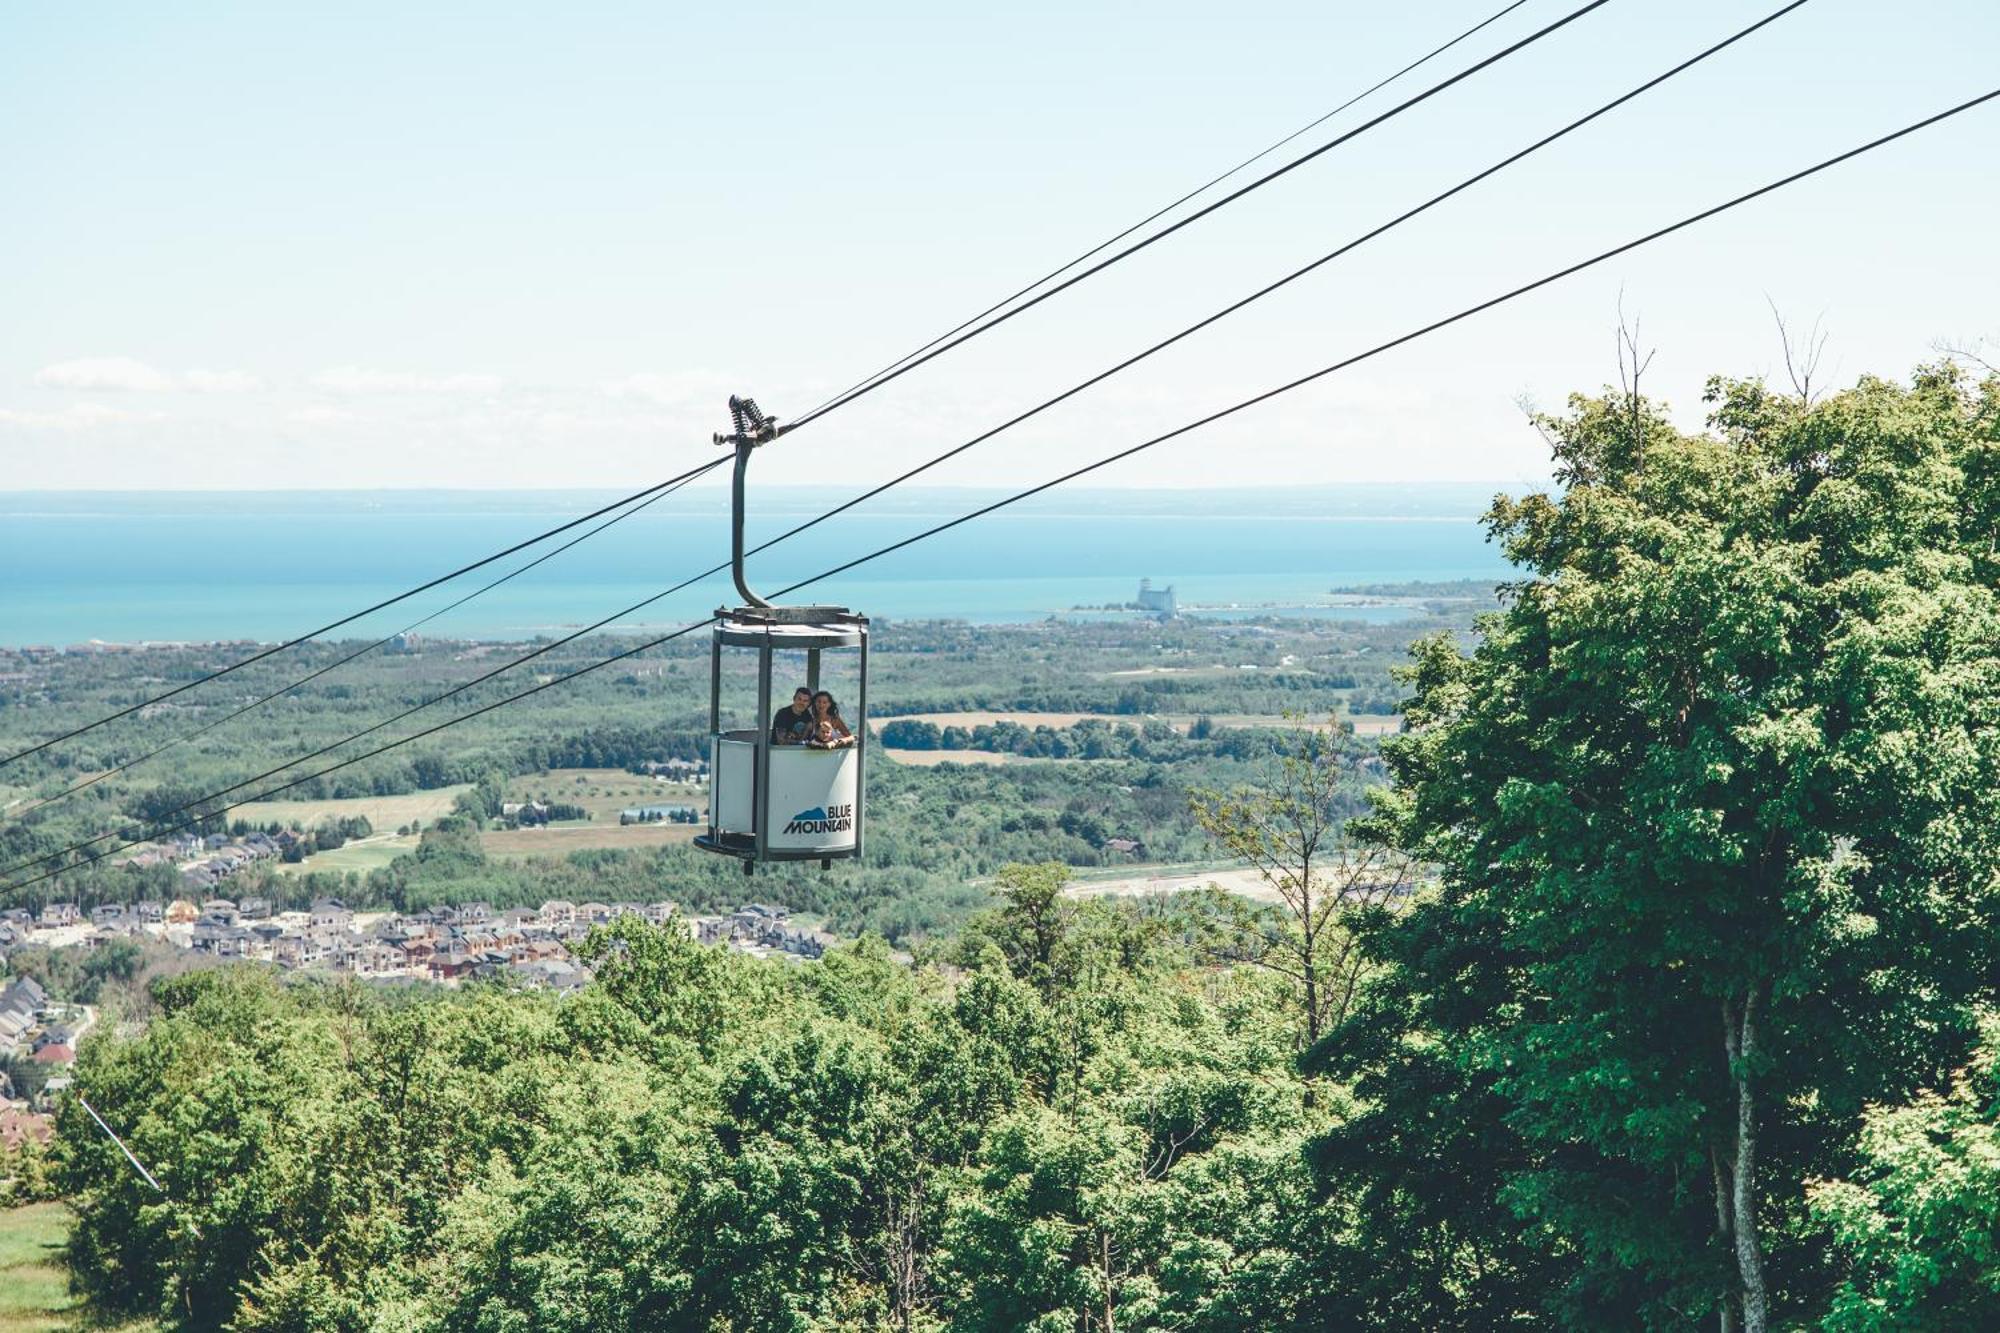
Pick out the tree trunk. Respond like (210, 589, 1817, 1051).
(1102, 1229, 1117, 1333)
(1710, 1144, 1736, 1333)
(1723, 994, 1770, 1333)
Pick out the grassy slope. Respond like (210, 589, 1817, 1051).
(0, 1202, 77, 1332)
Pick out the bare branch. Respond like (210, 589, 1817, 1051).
(1936, 336, 2000, 378)
(1766, 296, 1830, 405)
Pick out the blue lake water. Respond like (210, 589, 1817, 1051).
(0, 486, 1516, 645)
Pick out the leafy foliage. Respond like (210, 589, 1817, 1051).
(1313, 364, 2000, 1328)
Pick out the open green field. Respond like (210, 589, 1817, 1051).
(230, 784, 472, 832)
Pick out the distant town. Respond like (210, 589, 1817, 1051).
(0, 895, 833, 988)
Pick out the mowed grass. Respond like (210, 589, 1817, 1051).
(0, 1202, 158, 1332)
(270, 834, 420, 877)
(230, 785, 472, 833)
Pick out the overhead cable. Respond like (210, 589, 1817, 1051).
(11, 85, 1991, 896)
(732, 0, 1812, 570)
(0, 452, 731, 769)
(793, 0, 1536, 421)
(2, 455, 728, 822)
(784, 0, 1617, 432)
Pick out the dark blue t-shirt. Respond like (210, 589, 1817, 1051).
(771, 705, 813, 745)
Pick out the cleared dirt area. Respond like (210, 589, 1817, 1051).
(480, 822, 700, 858)
(886, 750, 1047, 767)
(232, 784, 472, 832)
(890, 711, 1109, 731)
(1066, 866, 1280, 904)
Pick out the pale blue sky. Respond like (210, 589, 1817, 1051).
(2, 0, 1995, 490)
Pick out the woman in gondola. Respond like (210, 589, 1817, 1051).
(810, 690, 855, 747)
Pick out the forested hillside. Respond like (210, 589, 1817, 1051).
(17, 361, 2000, 1330)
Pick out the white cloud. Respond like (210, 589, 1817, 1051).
(599, 370, 735, 408)
(0, 403, 165, 429)
(183, 368, 262, 393)
(287, 405, 358, 425)
(311, 367, 505, 395)
(33, 357, 260, 393)
(35, 357, 176, 393)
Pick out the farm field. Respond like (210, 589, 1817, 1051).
(231, 784, 472, 832)
(506, 768, 706, 822)
(480, 822, 700, 858)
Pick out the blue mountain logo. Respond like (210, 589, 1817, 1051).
(782, 803, 854, 837)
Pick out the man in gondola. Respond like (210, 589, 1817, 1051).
(771, 686, 814, 746)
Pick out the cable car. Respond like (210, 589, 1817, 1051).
(695, 397, 868, 874)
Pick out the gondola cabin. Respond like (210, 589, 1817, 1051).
(693, 394, 870, 874)
(696, 608, 868, 872)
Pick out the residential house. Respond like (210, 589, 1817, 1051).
(0, 1008, 33, 1046)
(38, 902, 80, 928)
(310, 898, 353, 931)
(2, 976, 47, 1017)
(33, 1025, 75, 1053)
(430, 949, 474, 981)
(0, 1108, 51, 1152)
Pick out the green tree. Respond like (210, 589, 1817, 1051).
(1191, 720, 1407, 1050)
(1809, 1014, 2000, 1331)
(1339, 366, 2000, 1329)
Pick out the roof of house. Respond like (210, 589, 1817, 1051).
(32, 1043, 74, 1064)
(0, 1108, 52, 1150)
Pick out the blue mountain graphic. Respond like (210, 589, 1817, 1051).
(791, 807, 827, 822)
